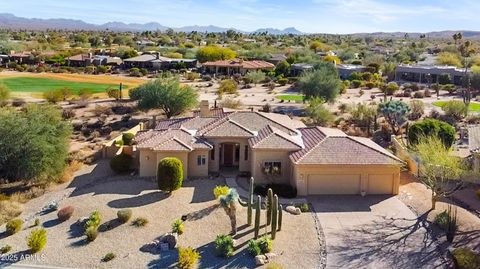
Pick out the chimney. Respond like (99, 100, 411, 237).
(200, 100, 210, 117)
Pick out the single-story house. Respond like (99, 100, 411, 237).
(291, 63, 315, 76)
(395, 64, 469, 86)
(134, 101, 402, 196)
(337, 64, 367, 80)
(67, 53, 122, 67)
(202, 59, 275, 75)
(123, 53, 197, 70)
(267, 54, 288, 65)
(8, 51, 36, 64)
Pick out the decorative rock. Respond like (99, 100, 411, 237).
(140, 240, 161, 254)
(160, 233, 178, 249)
(255, 255, 267, 266)
(265, 253, 277, 260)
(286, 206, 301, 215)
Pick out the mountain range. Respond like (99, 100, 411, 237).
(0, 13, 303, 34)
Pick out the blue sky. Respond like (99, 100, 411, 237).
(1, 0, 479, 33)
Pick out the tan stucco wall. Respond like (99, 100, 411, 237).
(138, 149, 189, 178)
(207, 138, 250, 172)
(188, 149, 209, 177)
(293, 164, 401, 196)
(251, 150, 292, 185)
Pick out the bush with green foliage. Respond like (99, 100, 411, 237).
(172, 219, 185, 235)
(0, 83, 10, 106)
(408, 100, 425, 120)
(378, 100, 410, 135)
(434, 210, 450, 230)
(57, 205, 75, 222)
(350, 80, 363, 88)
(85, 226, 98, 242)
(6, 218, 23, 235)
(177, 246, 201, 269)
(0, 104, 71, 181)
(214, 234, 234, 257)
(247, 236, 272, 256)
(129, 78, 198, 119)
(27, 228, 47, 253)
(132, 217, 149, 227)
(109, 153, 134, 174)
(451, 248, 480, 269)
(299, 63, 342, 102)
(157, 157, 184, 193)
(408, 119, 455, 148)
(305, 97, 334, 126)
(214, 185, 230, 199)
(441, 100, 468, 120)
(382, 82, 400, 95)
(117, 209, 133, 223)
(0, 245, 12, 254)
(122, 133, 135, 146)
(85, 210, 101, 230)
(245, 70, 266, 85)
(217, 79, 238, 96)
(102, 252, 116, 262)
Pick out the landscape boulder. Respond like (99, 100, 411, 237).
(160, 233, 178, 249)
(286, 206, 301, 215)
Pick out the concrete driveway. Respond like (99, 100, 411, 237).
(309, 195, 448, 269)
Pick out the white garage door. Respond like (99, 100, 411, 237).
(307, 174, 361, 195)
(367, 174, 394, 194)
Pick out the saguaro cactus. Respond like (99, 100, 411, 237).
(278, 204, 283, 232)
(247, 177, 254, 226)
(254, 195, 261, 239)
(266, 188, 273, 225)
(271, 195, 278, 239)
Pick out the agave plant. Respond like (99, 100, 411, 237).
(219, 188, 239, 235)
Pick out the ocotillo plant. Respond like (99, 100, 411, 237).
(254, 195, 261, 239)
(278, 204, 283, 231)
(271, 195, 278, 239)
(247, 177, 254, 226)
(266, 188, 273, 225)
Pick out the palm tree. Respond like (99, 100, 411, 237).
(219, 188, 239, 235)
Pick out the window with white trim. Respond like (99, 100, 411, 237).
(197, 155, 206, 166)
(263, 161, 282, 175)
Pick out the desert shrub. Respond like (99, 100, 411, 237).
(413, 91, 425, 98)
(297, 203, 310, 212)
(434, 211, 450, 230)
(85, 210, 101, 230)
(0, 245, 12, 254)
(214, 186, 229, 199)
(408, 119, 455, 148)
(6, 218, 23, 235)
(85, 226, 98, 242)
(278, 78, 288, 86)
(217, 79, 238, 96)
(424, 89, 432, 97)
(248, 236, 272, 256)
(365, 81, 376, 89)
(220, 97, 242, 109)
(0, 83, 10, 106)
(132, 217, 148, 227)
(157, 157, 183, 193)
(178, 246, 201, 269)
(129, 68, 142, 77)
(350, 80, 363, 88)
(109, 153, 134, 174)
(57, 205, 75, 222)
(102, 252, 116, 262)
(43, 90, 63, 103)
(172, 219, 184, 235)
(451, 248, 480, 269)
(247, 239, 262, 256)
(441, 100, 468, 120)
(254, 184, 297, 198)
(185, 72, 200, 81)
(215, 234, 234, 257)
(408, 100, 425, 120)
(122, 132, 135, 146)
(117, 209, 132, 223)
(34, 218, 40, 226)
(202, 74, 212, 81)
(27, 228, 47, 253)
(382, 82, 399, 95)
(443, 84, 456, 94)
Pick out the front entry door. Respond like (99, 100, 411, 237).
(223, 144, 234, 166)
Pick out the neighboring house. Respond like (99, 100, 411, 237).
(9, 51, 36, 64)
(291, 63, 314, 76)
(67, 53, 122, 67)
(134, 101, 402, 196)
(202, 59, 275, 75)
(267, 54, 287, 65)
(337, 64, 367, 80)
(395, 64, 469, 85)
(0, 54, 8, 66)
(123, 53, 197, 70)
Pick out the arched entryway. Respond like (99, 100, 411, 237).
(219, 142, 240, 170)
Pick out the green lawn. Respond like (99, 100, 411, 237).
(0, 77, 120, 94)
(432, 100, 480, 112)
(276, 94, 305, 102)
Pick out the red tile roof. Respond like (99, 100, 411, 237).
(202, 59, 274, 70)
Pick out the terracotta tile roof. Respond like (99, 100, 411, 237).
(249, 125, 303, 150)
(136, 129, 212, 151)
(290, 127, 402, 165)
(201, 118, 256, 138)
(155, 118, 193, 130)
(202, 59, 274, 70)
(193, 107, 230, 118)
(153, 137, 192, 151)
(228, 112, 298, 135)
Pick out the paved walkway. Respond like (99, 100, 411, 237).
(309, 195, 448, 269)
(224, 177, 307, 204)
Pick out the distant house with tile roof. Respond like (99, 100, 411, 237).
(134, 101, 403, 196)
(67, 53, 122, 67)
(202, 59, 275, 75)
(123, 52, 197, 70)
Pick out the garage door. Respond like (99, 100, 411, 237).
(367, 174, 394, 194)
(307, 174, 361, 195)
